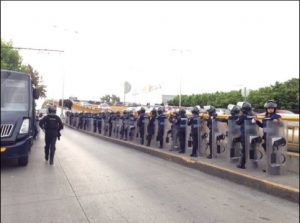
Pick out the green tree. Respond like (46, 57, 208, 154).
(1, 39, 47, 98)
(168, 79, 299, 111)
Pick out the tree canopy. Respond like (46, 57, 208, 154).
(168, 78, 299, 110)
(1, 39, 47, 98)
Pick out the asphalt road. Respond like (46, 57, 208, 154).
(1, 127, 299, 223)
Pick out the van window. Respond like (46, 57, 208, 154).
(1, 78, 29, 111)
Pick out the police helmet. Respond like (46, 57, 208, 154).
(151, 108, 157, 115)
(191, 106, 200, 115)
(140, 107, 146, 114)
(241, 102, 252, 113)
(157, 107, 164, 114)
(264, 100, 277, 109)
(206, 105, 216, 115)
(230, 105, 241, 116)
(179, 109, 186, 116)
(48, 105, 57, 114)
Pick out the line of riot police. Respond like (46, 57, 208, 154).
(65, 100, 287, 175)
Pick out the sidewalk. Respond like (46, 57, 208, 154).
(66, 124, 299, 203)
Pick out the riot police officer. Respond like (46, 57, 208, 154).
(236, 102, 254, 169)
(167, 110, 179, 151)
(83, 112, 88, 130)
(128, 111, 136, 140)
(255, 100, 281, 151)
(188, 106, 201, 157)
(177, 109, 188, 153)
(205, 106, 217, 159)
(227, 105, 242, 159)
(156, 107, 166, 148)
(39, 105, 63, 165)
(120, 110, 128, 140)
(108, 111, 115, 137)
(93, 113, 98, 133)
(137, 107, 147, 145)
(146, 108, 157, 146)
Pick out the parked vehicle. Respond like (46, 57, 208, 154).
(1, 70, 39, 166)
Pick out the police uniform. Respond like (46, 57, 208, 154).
(39, 106, 63, 165)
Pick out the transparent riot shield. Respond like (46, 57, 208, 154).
(265, 120, 287, 175)
(170, 123, 179, 151)
(88, 116, 93, 132)
(212, 119, 226, 158)
(164, 119, 173, 151)
(245, 119, 264, 170)
(188, 117, 202, 157)
(147, 116, 158, 147)
(111, 117, 115, 136)
(113, 118, 122, 139)
(200, 120, 210, 157)
(101, 116, 106, 135)
(155, 117, 167, 148)
(75, 116, 80, 129)
(227, 119, 242, 162)
(141, 116, 149, 145)
(127, 117, 136, 141)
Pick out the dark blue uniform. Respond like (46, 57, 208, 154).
(137, 113, 147, 145)
(177, 115, 188, 153)
(156, 114, 166, 148)
(39, 114, 63, 164)
(146, 113, 156, 146)
(188, 116, 201, 156)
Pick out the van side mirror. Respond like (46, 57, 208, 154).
(33, 88, 39, 99)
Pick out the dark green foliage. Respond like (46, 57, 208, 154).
(168, 78, 299, 110)
(1, 39, 47, 98)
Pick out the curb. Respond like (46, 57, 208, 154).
(66, 124, 299, 203)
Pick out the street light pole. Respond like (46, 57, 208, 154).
(171, 48, 192, 108)
(52, 25, 78, 119)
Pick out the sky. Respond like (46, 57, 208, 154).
(1, 1, 299, 106)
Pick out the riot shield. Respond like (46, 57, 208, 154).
(227, 119, 242, 162)
(113, 117, 122, 139)
(74, 115, 78, 128)
(189, 117, 202, 157)
(245, 119, 264, 169)
(265, 120, 287, 175)
(140, 115, 149, 145)
(147, 115, 157, 147)
(127, 117, 136, 141)
(170, 123, 179, 151)
(200, 120, 210, 157)
(212, 119, 226, 158)
(155, 117, 167, 148)
(88, 115, 93, 132)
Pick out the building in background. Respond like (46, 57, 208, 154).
(162, 95, 176, 105)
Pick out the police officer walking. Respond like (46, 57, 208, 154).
(39, 105, 63, 165)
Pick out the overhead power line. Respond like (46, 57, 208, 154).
(1, 46, 64, 52)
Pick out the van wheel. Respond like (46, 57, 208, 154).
(18, 156, 28, 166)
